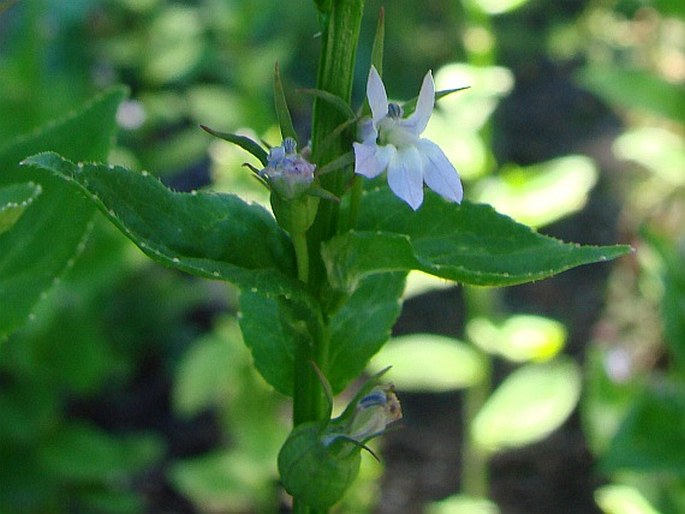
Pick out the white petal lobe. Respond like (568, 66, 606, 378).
(418, 139, 463, 203)
(387, 146, 424, 210)
(404, 70, 435, 135)
(367, 66, 389, 125)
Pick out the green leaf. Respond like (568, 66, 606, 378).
(468, 0, 531, 15)
(170, 450, 277, 513)
(578, 66, 685, 123)
(239, 290, 297, 396)
(600, 383, 685, 474)
(200, 125, 268, 166)
(173, 330, 236, 418)
(581, 348, 640, 456)
(370, 7, 385, 74)
(368, 334, 486, 392)
(323, 189, 632, 290)
(474, 155, 598, 228)
(472, 357, 582, 453)
(298, 88, 356, 120)
(595, 485, 663, 514)
(38, 422, 163, 483)
(0, 86, 126, 338)
(613, 127, 685, 186)
(0, 182, 41, 235)
(328, 272, 405, 393)
(426, 494, 500, 514)
(274, 62, 298, 143)
(403, 87, 471, 117)
(466, 314, 566, 363)
(240, 273, 403, 396)
(22, 152, 312, 304)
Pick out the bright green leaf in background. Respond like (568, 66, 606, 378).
(427, 64, 514, 180)
(368, 334, 485, 392)
(578, 66, 685, 124)
(614, 127, 685, 188)
(324, 188, 631, 291)
(0, 182, 41, 235)
(466, 314, 566, 362)
(595, 484, 663, 514)
(0, 87, 126, 339)
(170, 450, 279, 513)
(472, 357, 582, 452)
(426, 494, 500, 514)
(465, 0, 531, 15)
(171, 319, 285, 512)
(474, 155, 598, 228)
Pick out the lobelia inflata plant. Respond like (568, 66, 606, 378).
(14, 2, 631, 512)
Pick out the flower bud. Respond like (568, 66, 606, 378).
(260, 137, 315, 200)
(278, 380, 402, 509)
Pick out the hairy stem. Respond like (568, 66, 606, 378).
(290, 2, 365, 511)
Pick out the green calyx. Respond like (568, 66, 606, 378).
(278, 421, 362, 510)
(271, 192, 320, 236)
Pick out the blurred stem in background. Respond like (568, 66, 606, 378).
(458, 0, 500, 500)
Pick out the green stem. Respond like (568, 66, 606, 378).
(460, 285, 501, 498)
(462, 347, 491, 497)
(292, 231, 310, 283)
(308, 0, 365, 290)
(289, 3, 365, 512)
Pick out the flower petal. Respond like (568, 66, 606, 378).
(418, 139, 463, 203)
(367, 66, 389, 125)
(387, 146, 424, 210)
(403, 70, 435, 135)
(354, 141, 394, 179)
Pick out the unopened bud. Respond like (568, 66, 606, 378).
(260, 137, 315, 200)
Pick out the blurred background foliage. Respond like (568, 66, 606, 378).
(1, 0, 684, 513)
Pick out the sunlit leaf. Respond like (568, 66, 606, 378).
(595, 484, 662, 514)
(173, 329, 237, 417)
(170, 450, 276, 513)
(475, 155, 598, 228)
(578, 66, 685, 123)
(466, 315, 566, 362)
(368, 334, 486, 392)
(613, 127, 685, 186)
(426, 494, 500, 514)
(472, 357, 582, 452)
(467, 0, 531, 15)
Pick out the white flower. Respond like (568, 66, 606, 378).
(353, 66, 463, 210)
